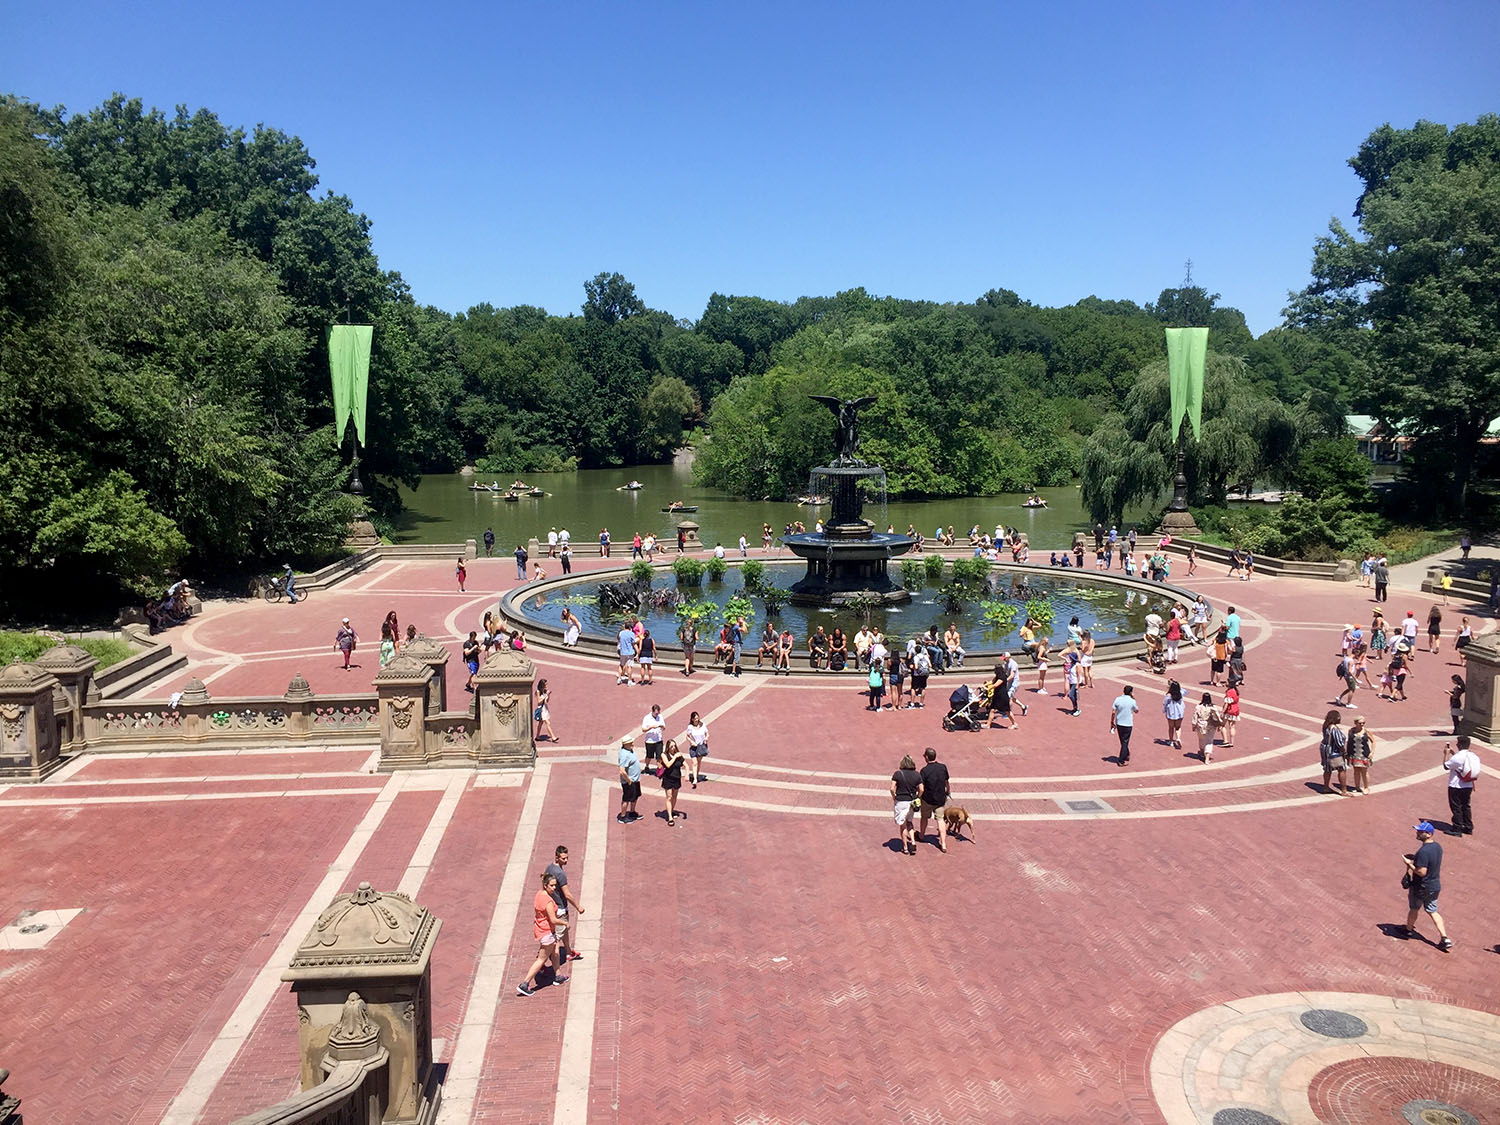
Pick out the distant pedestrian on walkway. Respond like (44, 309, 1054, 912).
(617, 734, 641, 823)
(1110, 685, 1138, 766)
(1191, 692, 1220, 763)
(545, 845, 585, 965)
(560, 543, 572, 574)
(516, 871, 568, 996)
(1401, 822, 1453, 951)
(533, 678, 555, 742)
(659, 738, 685, 826)
(1162, 680, 1185, 748)
(483, 527, 495, 557)
(1347, 716, 1374, 793)
(456, 557, 467, 592)
(684, 711, 709, 786)
(462, 631, 481, 691)
(515, 543, 528, 581)
(1449, 675, 1466, 735)
(1461, 533, 1471, 560)
(1443, 735, 1480, 836)
(891, 754, 921, 855)
(380, 623, 396, 668)
(916, 747, 951, 852)
(1220, 682, 1241, 747)
(335, 617, 358, 670)
(1373, 557, 1390, 602)
(1319, 709, 1350, 796)
(1427, 605, 1443, 654)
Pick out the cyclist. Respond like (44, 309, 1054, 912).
(282, 564, 299, 604)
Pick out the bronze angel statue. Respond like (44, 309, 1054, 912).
(809, 394, 877, 465)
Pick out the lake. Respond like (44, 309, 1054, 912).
(396, 462, 1161, 550)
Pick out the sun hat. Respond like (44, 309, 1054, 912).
(621, 732, 636, 746)
(1413, 820, 1435, 833)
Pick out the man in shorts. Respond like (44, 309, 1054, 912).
(617, 624, 638, 685)
(916, 747, 951, 853)
(641, 703, 666, 771)
(545, 845, 586, 964)
(808, 626, 829, 670)
(1002, 652, 1028, 716)
(617, 734, 642, 823)
(462, 630, 481, 692)
(1402, 821, 1453, 951)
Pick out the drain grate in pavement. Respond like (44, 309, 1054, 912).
(1403, 1100, 1478, 1125)
(1299, 1008, 1369, 1039)
(1053, 797, 1116, 815)
(1212, 1110, 1284, 1125)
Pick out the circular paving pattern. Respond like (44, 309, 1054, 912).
(1150, 993, 1500, 1124)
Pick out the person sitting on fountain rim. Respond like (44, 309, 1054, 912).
(1018, 619, 1040, 664)
(758, 622, 778, 666)
(921, 627, 947, 673)
(808, 625, 829, 670)
(854, 626, 874, 668)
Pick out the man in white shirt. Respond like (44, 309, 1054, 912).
(1402, 611, 1421, 661)
(854, 627, 873, 667)
(641, 704, 667, 770)
(713, 542, 726, 559)
(559, 527, 570, 547)
(1444, 735, 1481, 836)
(547, 527, 559, 557)
(738, 534, 748, 557)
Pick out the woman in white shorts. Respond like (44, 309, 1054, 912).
(890, 754, 921, 855)
(1079, 631, 1095, 689)
(684, 711, 709, 787)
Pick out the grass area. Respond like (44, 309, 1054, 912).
(0, 631, 138, 669)
(1375, 527, 1459, 566)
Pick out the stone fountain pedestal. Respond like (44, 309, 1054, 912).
(784, 463, 913, 606)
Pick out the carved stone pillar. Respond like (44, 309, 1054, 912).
(36, 644, 98, 751)
(0, 663, 63, 783)
(374, 656, 434, 770)
(0, 1066, 20, 1125)
(282, 882, 441, 1124)
(400, 636, 450, 715)
(284, 673, 314, 740)
(1461, 633, 1500, 743)
(473, 648, 536, 767)
(176, 677, 211, 743)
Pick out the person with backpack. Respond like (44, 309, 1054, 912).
(1443, 735, 1481, 836)
(1335, 653, 1358, 707)
(866, 656, 887, 712)
(909, 644, 932, 708)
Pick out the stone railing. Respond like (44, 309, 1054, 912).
(2, 639, 536, 781)
(1161, 538, 1357, 582)
(232, 1048, 389, 1125)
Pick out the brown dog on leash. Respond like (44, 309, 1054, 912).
(942, 806, 974, 841)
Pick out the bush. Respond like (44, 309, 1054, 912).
(980, 601, 1019, 632)
(937, 582, 969, 614)
(759, 586, 788, 615)
(899, 562, 924, 591)
(705, 555, 728, 582)
(672, 556, 705, 587)
(630, 560, 654, 585)
(923, 553, 946, 582)
(1023, 595, 1055, 628)
(950, 557, 991, 589)
(0, 631, 137, 669)
(721, 594, 754, 625)
(674, 598, 715, 624)
(740, 558, 767, 594)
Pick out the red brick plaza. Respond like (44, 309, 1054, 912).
(4, 549, 1499, 1124)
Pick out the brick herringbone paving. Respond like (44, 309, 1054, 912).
(3, 564, 1498, 1122)
(0, 794, 374, 1124)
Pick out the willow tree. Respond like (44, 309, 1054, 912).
(1080, 354, 1302, 524)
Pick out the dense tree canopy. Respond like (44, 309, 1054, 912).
(10, 90, 1467, 609)
(1290, 115, 1500, 511)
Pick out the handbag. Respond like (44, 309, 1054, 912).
(533, 706, 543, 721)
(1401, 871, 1413, 890)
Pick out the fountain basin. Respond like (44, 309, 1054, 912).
(782, 531, 915, 606)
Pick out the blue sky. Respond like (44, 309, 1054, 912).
(5, 1, 1497, 335)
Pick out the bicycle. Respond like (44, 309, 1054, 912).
(262, 575, 308, 603)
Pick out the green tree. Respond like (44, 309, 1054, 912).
(582, 271, 645, 325)
(637, 375, 696, 460)
(1290, 115, 1500, 510)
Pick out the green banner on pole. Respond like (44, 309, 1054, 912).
(1165, 326, 1208, 441)
(328, 324, 373, 445)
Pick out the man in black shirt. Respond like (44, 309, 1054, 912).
(1402, 821, 1453, 951)
(917, 746, 951, 854)
(483, 527, 495, 557)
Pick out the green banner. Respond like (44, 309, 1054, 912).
(1164, 326, 1208, 441)
(328, 324, 374, 445)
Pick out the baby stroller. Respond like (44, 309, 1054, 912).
(942, 684, 988, 731)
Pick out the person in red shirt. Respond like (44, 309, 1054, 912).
(517, 872, 569, 996)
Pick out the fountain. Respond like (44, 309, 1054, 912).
(783, 395, 915, 606)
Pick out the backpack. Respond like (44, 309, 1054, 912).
(1336, 660, 1348, 679)
(914, 650, 932, 675)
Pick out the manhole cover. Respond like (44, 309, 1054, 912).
(1299, 1008, 1368, 1038)
(18, 923, 48, 934)
(1066, 799, 1103, 812)
(1212, 1109, 1283, 1125)
(1403, 1100, 1478, 1125)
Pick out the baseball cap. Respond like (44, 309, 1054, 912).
(1413, 820, 1435, 834)
(342, 617, 350, 624)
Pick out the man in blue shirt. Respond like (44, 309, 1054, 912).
(730, 618, 744, 677)
(282, 564, 298, 604)
(1402, 821, 1453, 951)
(617, 734, 642, 823)
(1110, 685, 1139, 766)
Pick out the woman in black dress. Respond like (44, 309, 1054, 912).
(659, 738, 685, 826)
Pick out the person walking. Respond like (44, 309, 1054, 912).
(1400, 611, 1421, 662)
(867, 656, 887, 712)
(379, 622, 396, 668)
(1427, 605, 1443, 654)
(890, 754, 921, 855)
(616, 623, 639, 686)
(335, 617, 358, 671)
(678, 616, 699, 676)
(462, 630, 481, 692)
(533, 678, 555, 742)
(1449, 675, 1466, 735)
(1347, 716, 1374, 794)
(1373, 557, 1389, 602)
(1191, 691, 1220, 763)
(545, 845, 585, 965)
(516, 871, 569, 996)
(456, 556, 467, 593)
(1209, 624, 1229, 687)
(1221, 681, 1241, 748)
(1186, 543, 1197, 576)
(1110, 685, 1139, 766)
(617, 733, 642, 823)
(514, 543, 528, 581)
(1443, 735, 1481, 836)
(1401, 822, 1453, 951)
(1460, 533, 1471, 560)
(659, 738, 685, 826)
(1319, 710, 1351, 795)
(684, 711, 709, 786)
(560, 542, 572, 574)
(1335, 650, 1358, 707)
(1162, 680, 1185, 748)
(1079, 630, 1096, 689)
(916, 747, 951, 853)
(1063, 649, 1080, 716)
(1387, 649, 1410, 702)
(1164, 614, 1183, 665)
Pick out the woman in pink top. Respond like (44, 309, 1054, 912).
(517, 872, 567, 997)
